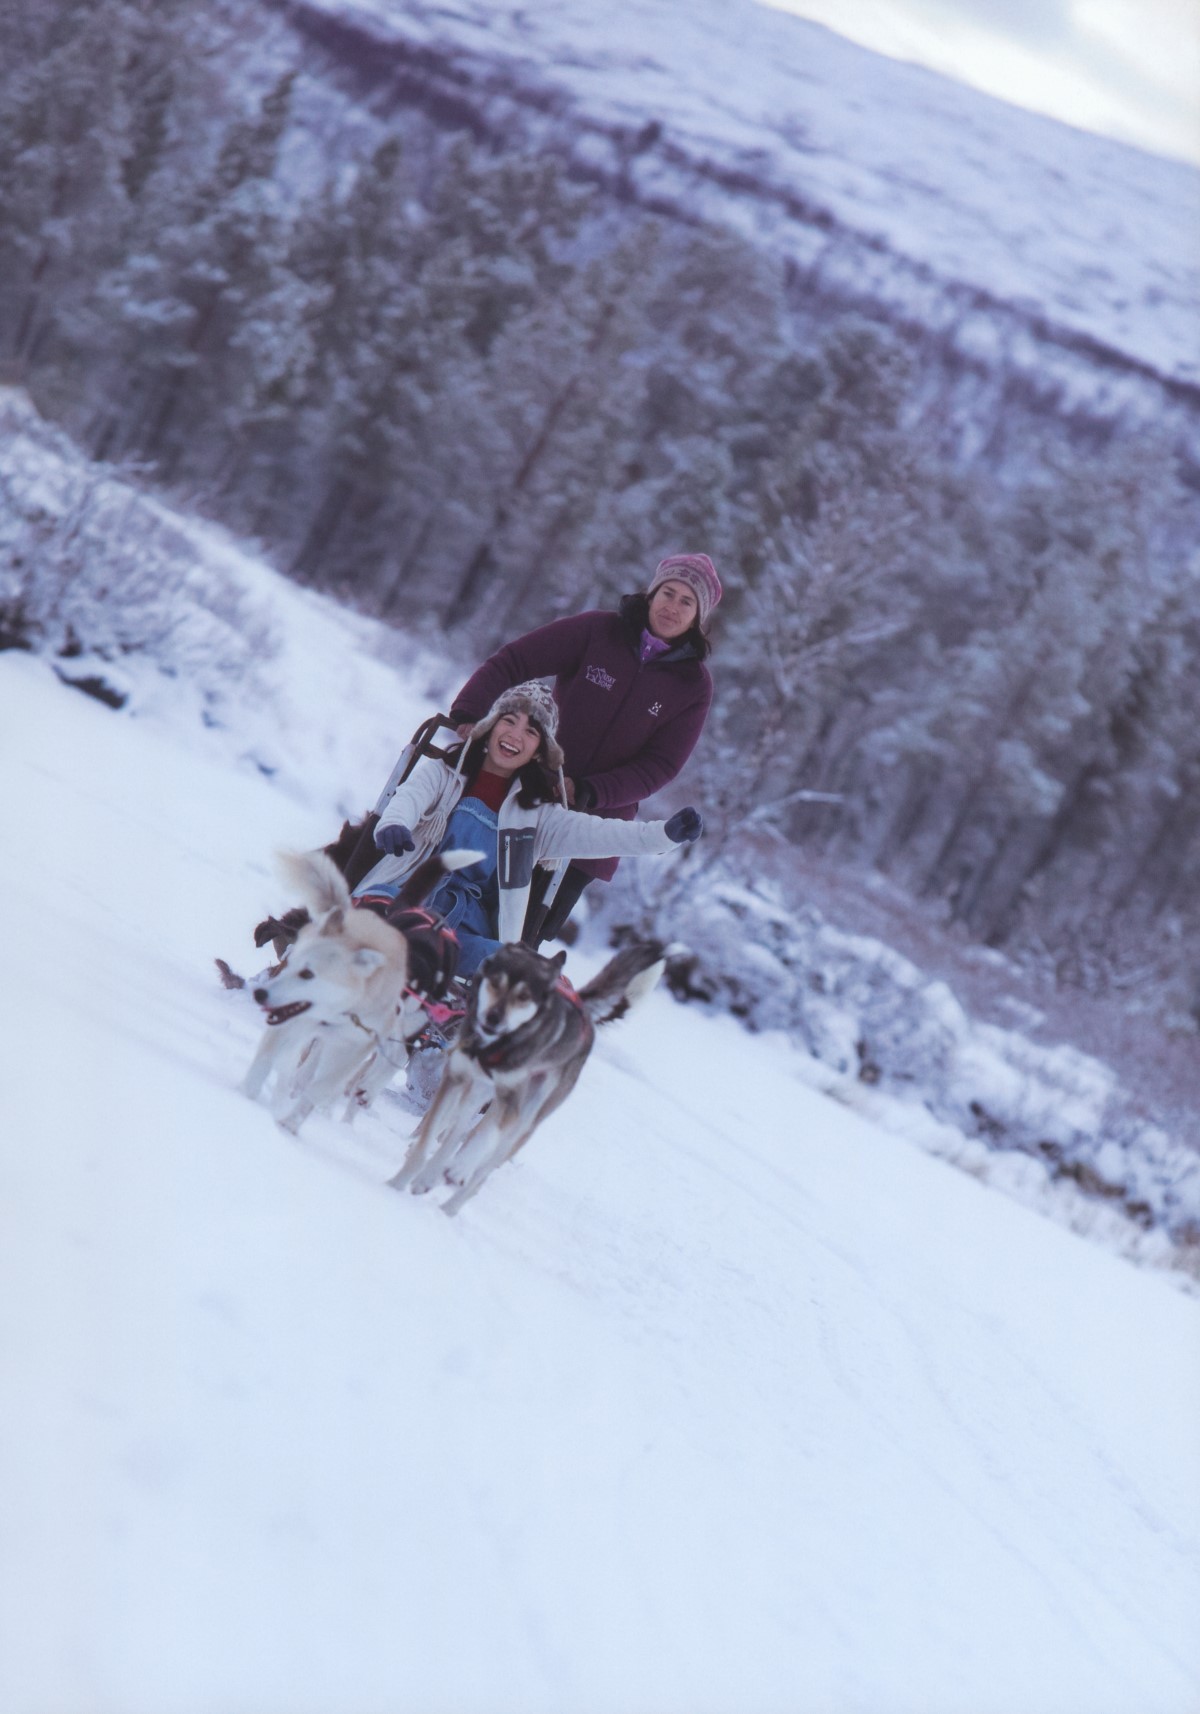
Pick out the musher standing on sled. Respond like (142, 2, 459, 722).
(445, 553, 721, 944)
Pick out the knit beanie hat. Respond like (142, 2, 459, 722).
(647, 554, 722, 628)
(469, 680, 565, 771)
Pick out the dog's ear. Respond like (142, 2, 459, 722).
(352, 947, 387, 974)
(548, 949, 567, 971)
(320, 908, 345, 937)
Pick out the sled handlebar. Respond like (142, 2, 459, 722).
(370, 714, 460, 816)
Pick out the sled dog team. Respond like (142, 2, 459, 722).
(230, 556, 721, 1213)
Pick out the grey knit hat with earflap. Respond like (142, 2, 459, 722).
(469, 680, 565, 772)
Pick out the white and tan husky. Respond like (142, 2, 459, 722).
(239, 848, 474, 1131)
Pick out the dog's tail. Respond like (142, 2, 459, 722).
(266, 845, 483, 939)
(577, 939, 666, 1026)
(393, 847, 483, 910)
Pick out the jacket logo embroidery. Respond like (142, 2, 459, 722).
(586, 664, 616, 690)
(648, 701, 662, 716)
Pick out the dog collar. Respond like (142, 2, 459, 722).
(475, 1038, 511, 1071)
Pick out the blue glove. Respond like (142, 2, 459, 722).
(665, 807, 703, 844)
(375, 821, 415, 856)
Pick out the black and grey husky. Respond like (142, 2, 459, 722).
(390, 939, 666, 1214)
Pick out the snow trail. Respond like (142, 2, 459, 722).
(1, 652, 1197, 1714)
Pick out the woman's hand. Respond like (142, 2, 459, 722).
(375, 822, 416, 856)
(664, 807, 703, 844)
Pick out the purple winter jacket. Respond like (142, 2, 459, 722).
(449, 603, 713, 881)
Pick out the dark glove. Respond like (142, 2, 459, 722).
(374, 822, 415, 856)
(665, 807, 703, 844)
(573, 778, 597, 810)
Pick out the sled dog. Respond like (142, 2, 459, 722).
(238, 848, 476, 1131)
(390, 938, 666, 1215)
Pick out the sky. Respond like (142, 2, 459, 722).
(759, 0, 1200, 166)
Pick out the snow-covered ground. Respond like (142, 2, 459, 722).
(626, 867, 1200, 1273)
(2, 485, 1198, 1713)
(294, 0, 1200, 386)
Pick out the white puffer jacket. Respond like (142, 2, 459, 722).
(352, 754, 679, 944)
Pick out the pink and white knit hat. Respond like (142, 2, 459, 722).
(647, 554, 722, 628)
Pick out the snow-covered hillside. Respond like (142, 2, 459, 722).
(281, 0, 1200, 420)
(3, 385, 1195, 1275)
(2, 435, 1199, 1714)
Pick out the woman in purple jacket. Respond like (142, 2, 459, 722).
(447, 553, 721, 943)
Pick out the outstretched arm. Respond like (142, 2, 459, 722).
(534, 801, 702, 865)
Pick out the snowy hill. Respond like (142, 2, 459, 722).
(4, 386, 1195, 1271)
(276, 0, 1200, 437)
(2, 413, 1199, 1714)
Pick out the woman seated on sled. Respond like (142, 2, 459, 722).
(352, 681, 702, 977)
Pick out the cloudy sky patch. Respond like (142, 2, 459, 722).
(759, 0, 1200, 164)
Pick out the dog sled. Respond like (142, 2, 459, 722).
(350, 708, 575, 943)
(242, 708, 570, 1099)
(252, 712, 458, 947)
(254, 708, 571, 983)
(222, 714, 669, 1186)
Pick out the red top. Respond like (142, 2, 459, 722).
(464, 768, 509, 813)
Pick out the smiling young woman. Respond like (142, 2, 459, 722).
(481, 710, 543, 777)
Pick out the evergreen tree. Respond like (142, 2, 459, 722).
(83, 69, 297, 473)
(0, 1, 146, 364)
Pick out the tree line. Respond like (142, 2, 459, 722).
(3, 0, 1198, 1002)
